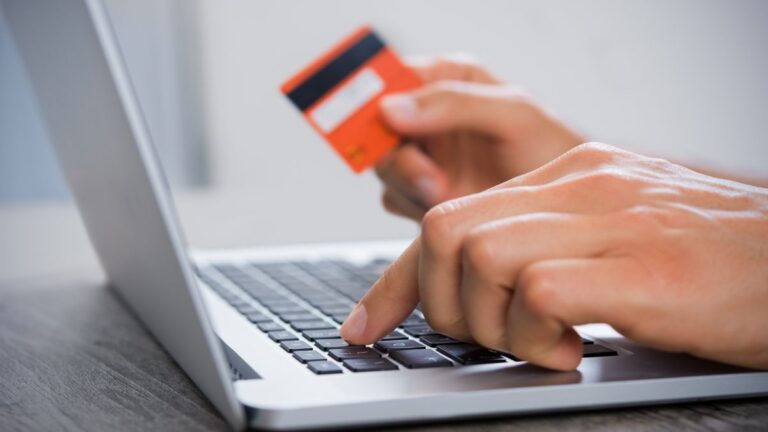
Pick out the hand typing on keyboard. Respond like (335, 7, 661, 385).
(342, 145, 768, 371)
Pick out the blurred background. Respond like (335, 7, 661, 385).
(1, 0, 767, 281)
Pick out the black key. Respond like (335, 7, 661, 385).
(403, 325, 436, 337)
(245, 291, 286, 301)
(581, 337, 595, 345)
(583, 344, 617, 358)
(299, 296, 339, 304)
(268, 304, 307, 314)
(436, 343, 506, 365)
(235, 305, 260, 315)
(420, 334, 461, 347)
(307, 361, 343, 375)
(280, 340, 313, 352)
(379, 331, 407, 341)
(278, 312, 318, 322)
(302, 329, 340, 341)
(343, 358, 398, 372)
(330, 313, 349, 323)
(389, 349, 453, 369)
(315, 338, 350, 351)
(244, 312, 272, 323)
(315, 301, 351, 310)
(229, 299, 250, 308)
(329, 347, 381, 361)
(293, 350, 327, 363)
(259, 299, 298, 308)
(374, 339, 425, 353)
(256, 321, 284, 332)
(291, 320, 335, 331)
(220, 293, 240, 303)
(317, 305, 353, 315)
(268, 330, 298, 342)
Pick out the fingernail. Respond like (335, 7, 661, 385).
(415, 176, 439, 206)
(381, 94, 419, 120)
(340, 304, 368, 341)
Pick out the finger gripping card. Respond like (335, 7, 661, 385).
(281, 26, 422, 173)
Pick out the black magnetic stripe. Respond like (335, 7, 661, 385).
(287, 31, 385, 112)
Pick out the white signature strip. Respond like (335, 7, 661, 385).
(310, 68, 384, 134)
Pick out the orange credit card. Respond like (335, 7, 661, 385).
(281, 26, 422, 173)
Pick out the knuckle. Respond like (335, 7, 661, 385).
(461, 227, 498, 277)
(517, 265, 559, 316)
(559, 168, 643, 195)
(620, 204, 673, 230)
(421, 201, 462, 257)
(580, 169, 625, 188)
(564, 142, 619, 166)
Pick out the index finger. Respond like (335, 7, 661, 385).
(339, 239, 421, 344)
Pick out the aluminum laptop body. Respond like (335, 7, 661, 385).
(5, 0, 768, 429)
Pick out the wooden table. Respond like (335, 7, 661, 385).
(1, 272, 766, 431)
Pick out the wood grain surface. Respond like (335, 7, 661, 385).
(1, 273, 766, 432)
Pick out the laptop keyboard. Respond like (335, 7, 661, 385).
(195, 259, 617, 375)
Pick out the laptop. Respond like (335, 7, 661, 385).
(5, 0, 768, 429)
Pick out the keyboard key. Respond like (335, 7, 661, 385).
(235, 305, 260, 315)
(302, 329, 340, 341)
(420, 334, 461, 347)
(307, 361, 343, 375)
(244, 312, 272, 323)
(374, 339, 425, 353)
(315, 338, 350, 351)
(278, 312, 318, 322)
(583, 344, 617, 358)
(280, 340, 313, 352)
(290, 320, 335, 331)
(403, 325, 436, 337)
(379, 331, 407, 341)
(317, 305, 353, 315)
(330, 313, 349, 323)
(389, 349, 453, 369)
(267, 304, 307, 314)
(315, 301, 351, 310)
(329, 347, 381, 361)
(256, 321, 284, 332)
(293, 350, 327, 363)
(302, 297, 340, 306)
(436, 343, 506, 365)
(343, 358, 398, 372)
(248, 292, 287, 302)
(268, 330, 298, 342)
(229, 300, 251, 309)
(259, 298, 298, 307)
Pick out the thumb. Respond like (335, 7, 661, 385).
(380, 81, 529, 138)
(340, 239, 421, 344)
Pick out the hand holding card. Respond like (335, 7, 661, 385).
(281, 26, 422, 173)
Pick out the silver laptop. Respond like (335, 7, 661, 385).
(5, 0, 768, 429)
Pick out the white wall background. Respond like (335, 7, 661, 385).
(1, 0, 767, 280)
(186, 0, 768, 248)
